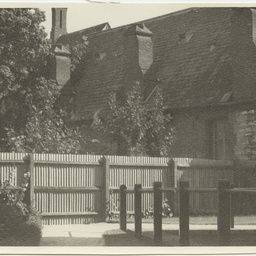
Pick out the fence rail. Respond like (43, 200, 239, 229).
(0, 152, 255, 224)
(34, 187, 100, 192)
(118, 180, 256, 246)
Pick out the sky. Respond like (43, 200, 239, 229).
(39, 3, 187, 37)
(2, 2, 255, 38)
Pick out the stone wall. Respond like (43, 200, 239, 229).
(234, 109, 256, 160)
(170, 106, 256, 161)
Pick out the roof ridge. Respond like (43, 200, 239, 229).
(75, 8, 198, 38)
(133, 7, 197, 24)
(61, 22, 110, 38)
(82, 7, 234, 38)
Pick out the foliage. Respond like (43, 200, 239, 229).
(106, 189, 119, 221)
(0, 207, 42, 246)
(144, 197, 173, 218)
(0, 181, 28, 226)
(69, 35, 90, 83)
(96, 82, 174, 156)
(58, 36, 91, 122)
(0, 8, 82, 153)
(0, 171, 42, 246)
(146, 86, 174, 156)
(0, 9, 49, 148)
(102, 82, 147, 155)
(0, 174, 29, 226)
(6, 103, 81, 154)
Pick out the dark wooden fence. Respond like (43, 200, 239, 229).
(119, 180, 256, 246)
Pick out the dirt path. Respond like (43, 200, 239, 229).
(40, 223, 121, 246)
(40, 222, 256, 246)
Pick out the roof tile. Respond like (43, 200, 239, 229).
(60, 8, 256, 120)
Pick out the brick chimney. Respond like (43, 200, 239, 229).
(123, 23, 153, 82)
(50, 8, 67, 43)
(50, 44, 71, 86)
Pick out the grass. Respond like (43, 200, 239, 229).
(107, 215, 256, 225)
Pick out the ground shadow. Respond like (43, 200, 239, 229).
(103, 229, 256, 246)
(103, 229, 153, 246)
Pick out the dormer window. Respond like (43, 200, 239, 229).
(179, 31, 193, 44)
(94, 52, 106, 61)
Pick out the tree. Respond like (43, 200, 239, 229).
(0, 8, 81, 153)
(58, 35, 91, 119)
(6, 78, 81, 153)
(145, 85, 174, 156)
(95, 82, 174, 156)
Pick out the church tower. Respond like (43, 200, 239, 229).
(50, 8, 67, 43)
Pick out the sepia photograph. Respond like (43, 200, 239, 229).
(0, 1, 256, 254)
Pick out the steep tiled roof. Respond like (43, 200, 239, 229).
(60, 8, 256, 121)
(56, 22, 110, 46)
(140, 8, 233, 109)
(75, 26, 127, 119)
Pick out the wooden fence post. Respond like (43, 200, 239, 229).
(29, 154, 35, 208)
(100, 156, 110, 222)
(135, 184, 142, 238)
(179, 181, 189, 246)
(153, 181, 162, 245)
(218, 179, 231, 246)
(230, 183, 234, 229)
(173, 159, 179, 216)
(120, 184, 127, 231)
(167, 159, 176, 215)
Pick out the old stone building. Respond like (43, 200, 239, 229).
(50, 7, 256, 161)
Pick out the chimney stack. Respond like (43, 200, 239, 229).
(50, 8, 67, 43)
(123, 23, 153, 82)
(50, 44, 71, 86)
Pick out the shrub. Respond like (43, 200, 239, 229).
(8, 211, 41, 246)
(0, 205, 42, 246)
(0, 174, 42, 246)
